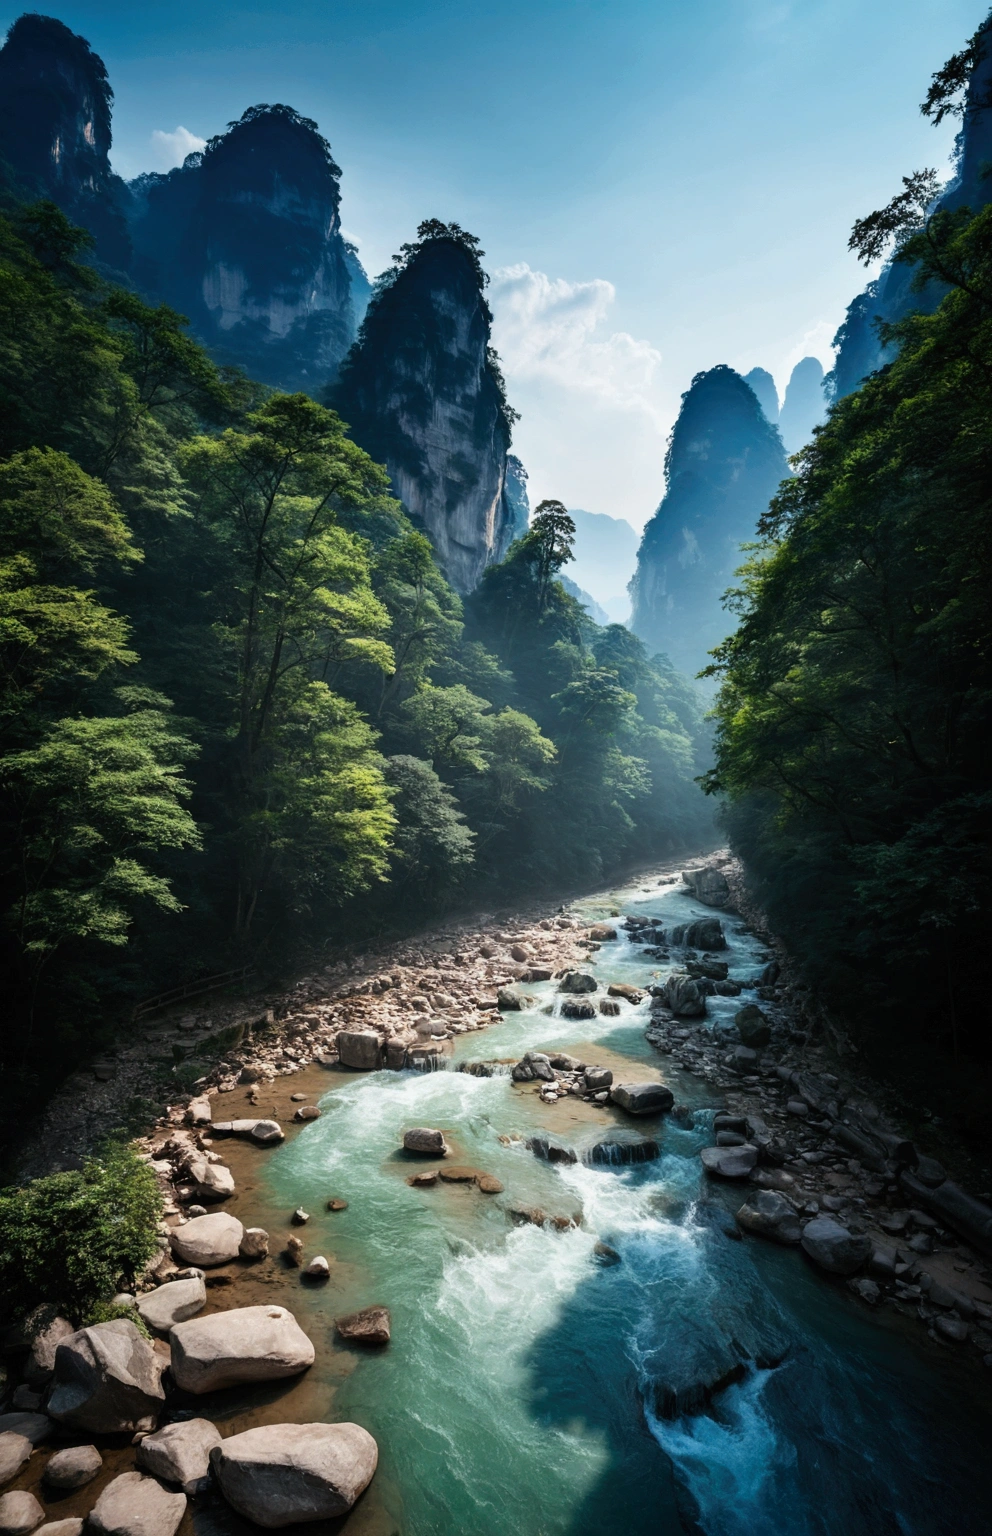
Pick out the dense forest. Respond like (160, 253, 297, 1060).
(705, 76, 992, 1121)
(0, 202, 713, 1117)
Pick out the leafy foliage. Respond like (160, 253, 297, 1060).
(0, 1140, 161, 1320)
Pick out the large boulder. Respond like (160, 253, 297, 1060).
(681, 866, 731, 907)
(23, 1311, 75, 1389)
(169, 1213, 244, 1268)
(0, 1435, 31, 1486)
(584, 1067, 613, 1092)
(609, 1082, 674, 1116)
(657, 975, 706, 1017)
(735, 1190, 801, 1244)
(211, 1119, 284, 1144)
(137, 1276, 206, 1333)
(47, 1321, 165, 1434)
(336, 1031, 382, 1071)
(88, 1472, 185, 1536)
(403, 1128, 447, 1155)
(800, 1216, 872, 1276)
(671, 917, 726, 950)
(700, 1145, 758, 1179)
(137, 1418, 223, 1494)
(43, 1444, 102, 1490)
(169, 1305, 315, 1394)
(558, 972, 597, 994)
(210, 1422, 378, 1527)
(0, 1491, 44, 1535)
(561, 1000, 596, 1020)
(735, 1004, 771, 1047)
(185, 1157, 235, 1202)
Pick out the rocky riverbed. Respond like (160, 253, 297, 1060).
(4, 853, 992, 1535)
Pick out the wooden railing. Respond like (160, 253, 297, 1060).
(133, 964, 256, 1020)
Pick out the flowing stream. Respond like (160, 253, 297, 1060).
(259, 875, 992, 1536)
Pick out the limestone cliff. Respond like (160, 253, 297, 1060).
(629, 366, 788, 680)
(334, 230, 516, 593)
(129, 104, 358, 390)
(830, 16, 992, 398)
(0, 13, 131, 268)
(499, 454, 531, 555)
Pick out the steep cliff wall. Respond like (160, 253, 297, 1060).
(334, 232, 515, 593)
(499, 454, 531, 555)
(830, 17, 992, 398)
(129, 104, 357, 390)
(0, 12, 131, 268)
(629, 365, 789, 680)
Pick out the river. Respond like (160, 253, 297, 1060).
(249, 871, 992, 1536)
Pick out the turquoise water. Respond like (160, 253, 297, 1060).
(263, 877, 992, 1535)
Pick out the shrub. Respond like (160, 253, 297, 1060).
(0, 1139, 162, 1320)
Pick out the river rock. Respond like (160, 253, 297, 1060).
(0, 1435, 31, 1486)
(0, 1491, 44, 1535)
(336, 1030, 382, 1070)
(528, 1137, 576, 1165)
(170, 1213, 244, 1268)
(47, 1320, 165, 1434)
(598, 999, 621, 1016)
(800, 1216, 872, 1276)
(934, 1316, 969, 1343)
(284, 1237, 304, 1266)
(588, 925, 617, 941)
(609, 1082, 674, 1115)
(211, 1119, 284, 1143)
(185, 1157, 235, 1202)
(561, 1000, 596, 1020)
(43, 1444, 102, 1490)
(0, 1418, 48, 1447)
(240, 1227, 269, 1259)
(558, 972, 597, 994)
(700, 1145, 758, 1179)
(304, 1256, 330, 1279)
(735, 1190, 801, 1244)
(496, 988, 522, 1010)
(137, 1418, 222, 1493)
(607, 983, 643, 1002)
(293, 1105, 321, 1122)
(735, 1005, 771, 1047)
(186, 1096, 212, 1126)
(403, 1128, 447, 1155)
(137, 1276, 206, 1333)
(657, 975, 706, 1017)
(36, 1522, 84, 1536)
(584, 1067, 613, 1091)
(477, 1174, 503, 1193)
(23, 1311, 74, 1389)
(586, 1136, 660, 1165)
(169, 1305, 315, 1393)
(335, 1307, 391, 1346)
(672, 917, 726, 950)
(210, 1422, 378, 1526)
(89, 1471, 185, 1536)
(521, 1052, 555, 1081)
(682, 866, 732, 907)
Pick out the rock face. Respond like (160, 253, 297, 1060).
(210, 1422, 378, 1528)
(735, 1190, 801, 1244)
(501, 455, 531, 550)
(136, 1276, 206, 1332)
(800, 1216, 871, 1276)
(169, 1213, 244, 1268)
(136, 1418, 222, 1494)
(88, 1472, 185, 1536)
(333, 229, 516, 593)
(609, 1082, 674, 1116)
(682, 867, 731, 908)
(0, 15, 131, 268)
(336, 1031, 382, 1071)
(47, 1321, 165, 1434)
(129, 105, 360, 390)
(169, 1305, 315, 1393)
(629, 366, 789, 679)
(830, 16, 992, 399)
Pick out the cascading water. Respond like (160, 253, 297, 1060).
(261, 874, 992, 1536)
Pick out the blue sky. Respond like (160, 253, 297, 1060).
(2, 0, 978, 523)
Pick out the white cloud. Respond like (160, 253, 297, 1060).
(149, 126, 206, 172)
(489, 264, 670, 527)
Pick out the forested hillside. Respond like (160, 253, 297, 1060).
(0, 204, 713, 1115)
(705, 191, 992, 1116)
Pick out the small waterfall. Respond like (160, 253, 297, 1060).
(583, 1136, 661, 1166)
(457, 1060, 515, 1078)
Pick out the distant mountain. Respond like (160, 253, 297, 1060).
(559, 574, 610, 626)
(629, 365, 789, 679)
(0, 13, 132, 269)
(743, 368, 779, 424)
(333, 229, 517, 593)
(563, 508, 639, 620)
(779, 356, 826, 453)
